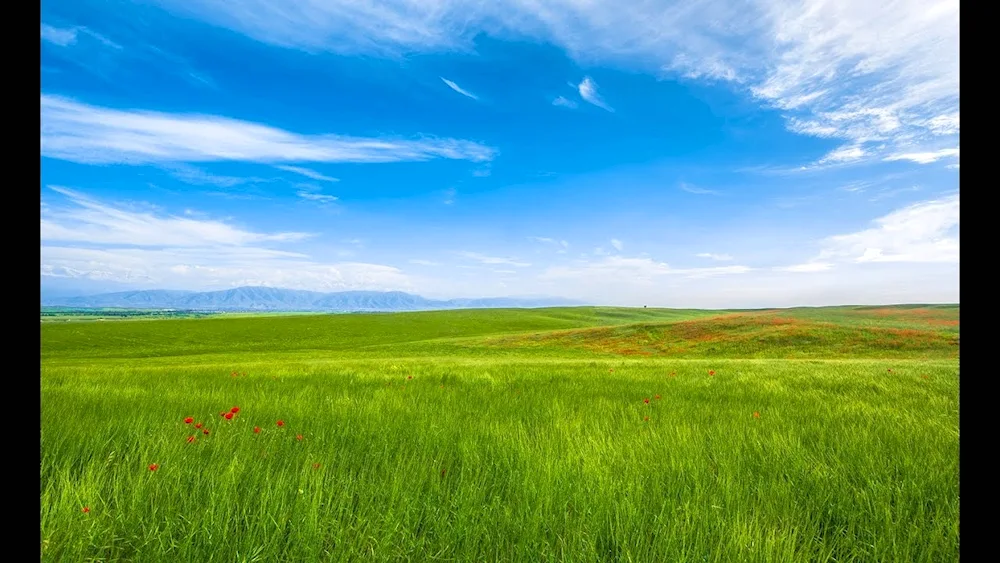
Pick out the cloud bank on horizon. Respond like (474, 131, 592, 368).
(40, 0, 958, 307)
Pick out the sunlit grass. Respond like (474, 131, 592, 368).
(41, 307, 959, 561)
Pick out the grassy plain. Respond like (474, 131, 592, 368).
(41, 305, 959, 562)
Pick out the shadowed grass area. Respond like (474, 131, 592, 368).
(41, 306, 959, 561)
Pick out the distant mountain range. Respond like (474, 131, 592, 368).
(41, 286, 584, 312)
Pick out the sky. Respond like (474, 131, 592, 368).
(40, 0, 959, 308)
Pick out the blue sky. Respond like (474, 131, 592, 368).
(40, 0, 959, 307)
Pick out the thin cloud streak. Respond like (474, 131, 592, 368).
(40, 94, 496, 165)
(441, 77, 479, 100)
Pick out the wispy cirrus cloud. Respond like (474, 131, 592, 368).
(41, 23, 79, 46)
(152, 0, 957, 164)
(679, 182, 720, 195)
(552, 96, 578, 109)
(455, 251, 531, 267)
(40, 187, 411, 292)
(531, 237, 569, 252)
(296, 191, 338, 204)
(441, 77, 479, 100)
(577, 77, 613, 112)
(42, 186, 311, 247)
(41, 94, 496, 165)
(275, 165, 339, 182)
(884, 148, 959, 164)
(696, 253, 734, 261)
(541, 256, 751, 283)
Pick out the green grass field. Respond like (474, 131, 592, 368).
(40, 305, 959, 562)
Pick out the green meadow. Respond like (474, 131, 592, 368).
(40, 305, 959, 562)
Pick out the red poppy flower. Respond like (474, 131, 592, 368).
(670, 372, 676, 377)
(887, 369, 893, 373)
(407, 376, 413, 380)
(148, 464, 159, 471)
(224, 412, 234, 420)
(708, 370, 716, 376)
(231, 406, 240, 413)
(313, 463, 321, 469)
(220, 412, 226, 417)
(277, 420, 285, 427)
(253, 426, 261, 434)
(609, 369, 614, 373)
(82, 506, 90, 513)
(296, 434, 303, 441)
(195, 422, 203, 429)
(643, 416, 649, 422)
(203, 429, 210, 435)
(184, 417, 194, 424)
(187, 436, 196, 443)
(753, 411, 760, 419)
(643, 398, 650, 404)
(655, 395, 661, 400)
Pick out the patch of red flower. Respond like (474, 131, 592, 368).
(187, 436, 196, 443)
(753, 411, 760, 419)
(203, 429, 210, 435)
(82, 506, 90, 513)
(609, 369, 614, 373)
(655, 394, 661, 400)
(148, 464, 159, 471)
(313, 463, 321, 470)
(407, 376, 413, 380)
(643, 398, 650, 404)
(441, 468, 447, 478)
(195, 422, 203, 429)
(643, 416, 650, 422)
(887, 369, 893, 373)
(253, 426, 261, 434)
(709, 370, 716, 376)
(297, 434, 304, 441)
(277, 420, 285, 427)
(231, 407, 240, 413)
(224, 412, 234, 420)
(670, 372, 676, 377)
(184, 416, 194, 424)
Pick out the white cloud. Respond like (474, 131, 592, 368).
(276, 165, 339, 182)
(455, 251, 531, 267)
(41, 23, 78, 46)
(884, 148, 959, 164)
(696, 253, 734, 261)
(610, 239, 623, 251)
(552, 96, 578, 109)
(40, 188, 412, 292)
(408, 259, 440, 266)
(41, 94, 495, 165)
(775, 262, 833, 273)
(819, 145, 866, 164)
(816, 193, 959, 264)
(441, 77, 479, 100)
(531, 237, 569, 250)
(679, 182, 720, 195)
(152, 0, 958, 160)
(42, 186, 311, 246)
(541, 256, 751, 284)
(296, 191, 338, 203)
(577, 77, 613, 112)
